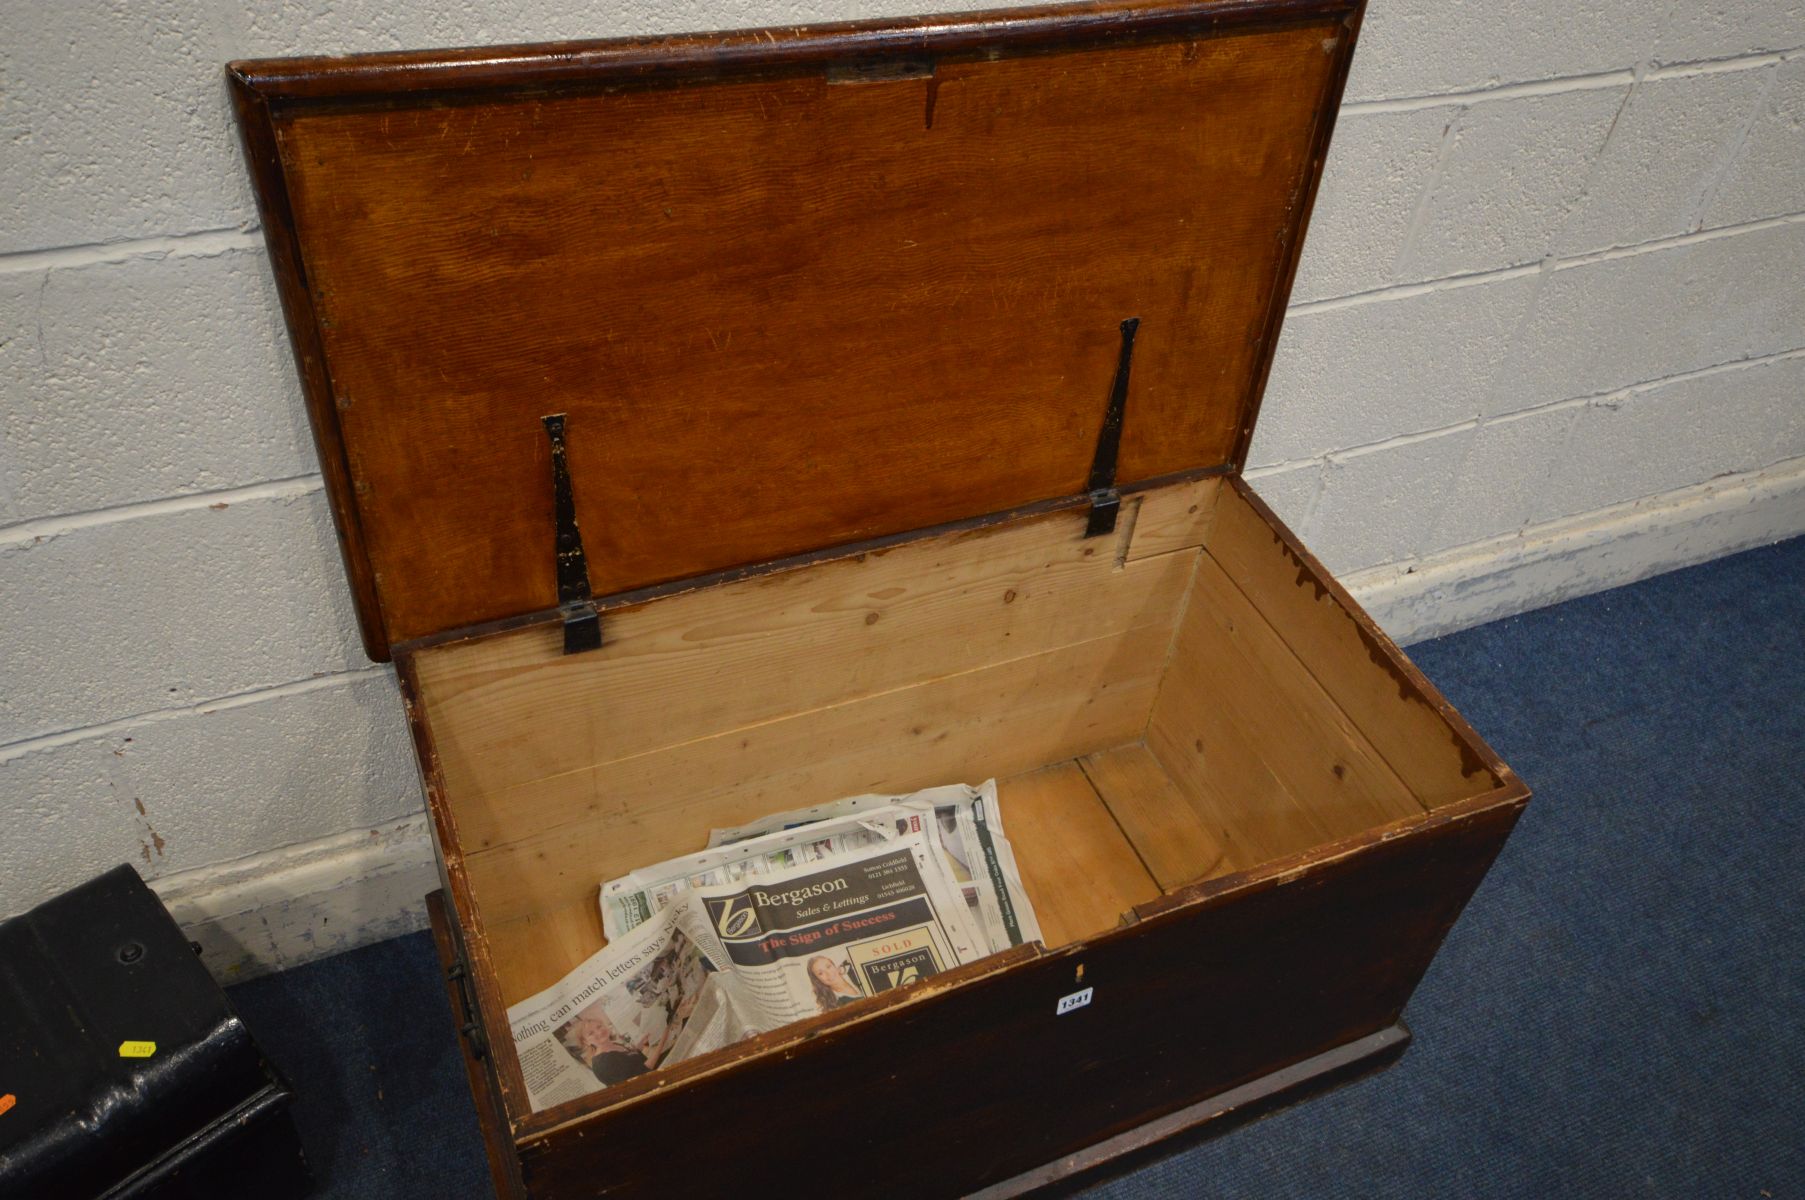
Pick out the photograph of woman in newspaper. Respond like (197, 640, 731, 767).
(808, 955, 864, 1013)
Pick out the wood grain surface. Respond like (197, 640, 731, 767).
(1224, 477, 1511, 802)
(1149, 551, 1425, 837)
(426, 892, 530, 1199)
(462, 623, 1173, 926)
(237, 6, 1349, 652)
(415, 497, 1200, 831)
(1079, 742, 1235, 888)
(1002, 762, 1164, 946)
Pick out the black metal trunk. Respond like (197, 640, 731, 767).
(0, 865, 310, 1199)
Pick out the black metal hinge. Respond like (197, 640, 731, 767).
(542, 413, 602, 654)
(1085, 316, 1141, 538)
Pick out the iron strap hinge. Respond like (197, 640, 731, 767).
(542, 413, 603, 655)
(1084, 316, 1141, 538)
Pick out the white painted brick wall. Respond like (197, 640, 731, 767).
(1290, 106, 1453, 303)
(1, 489, 364, 744)
(1397, 87, 1628, 281)
(1308, 431, 1480, 575)
(1553, 68, 1772, 254)
(2, 0, 1803, 935)
(0, 672, 419, 912)
(1344, 0, 1661, 102)
(0, 244, 311, 521)
(1652, 1, 1805, 64)
(1532, 353, 1805, 522)
(1705, 58, 1805, 227)
(1421, 403, 1585, 554)
(1494, 220, 1805, 411)
(1252, 274, 1540, 463)
(1241, 464, 1324, 535)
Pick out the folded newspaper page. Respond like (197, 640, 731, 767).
(505, 902, 756, 1113)
(706, 781, 1041, 953)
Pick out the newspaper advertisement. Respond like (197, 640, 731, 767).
(599, 810, 903, 943)
(705, 780, 1041, 953)
(504, 903, 756, 1114)
(677, 824, 982, 1029)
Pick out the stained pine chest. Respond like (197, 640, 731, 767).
(231, 2, 1527, 1194)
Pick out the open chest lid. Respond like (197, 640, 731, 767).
(231, 0, 1359, 661)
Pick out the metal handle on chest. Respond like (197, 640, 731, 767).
(445, 960, 488, 1060)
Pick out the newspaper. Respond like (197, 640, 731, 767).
(511, 782, 1044, 1113)
(676, 824, 982, 1029)
(704, 780, 1041, 953)
(606, 806, 988, 961)
(599, 812, 904, 943)
(504, 903, 756, 1113)
(601, 781, 1037, 954)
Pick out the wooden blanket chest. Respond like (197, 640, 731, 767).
(230, 1, 1528, 1194)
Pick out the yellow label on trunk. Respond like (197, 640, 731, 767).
(118, 1040, 156, 1059)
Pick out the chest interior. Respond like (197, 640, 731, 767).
(406, 473, 1501, 1022)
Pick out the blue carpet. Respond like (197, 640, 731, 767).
(228, 536, 1805, 1199)
(226, 932, 488, 1197)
